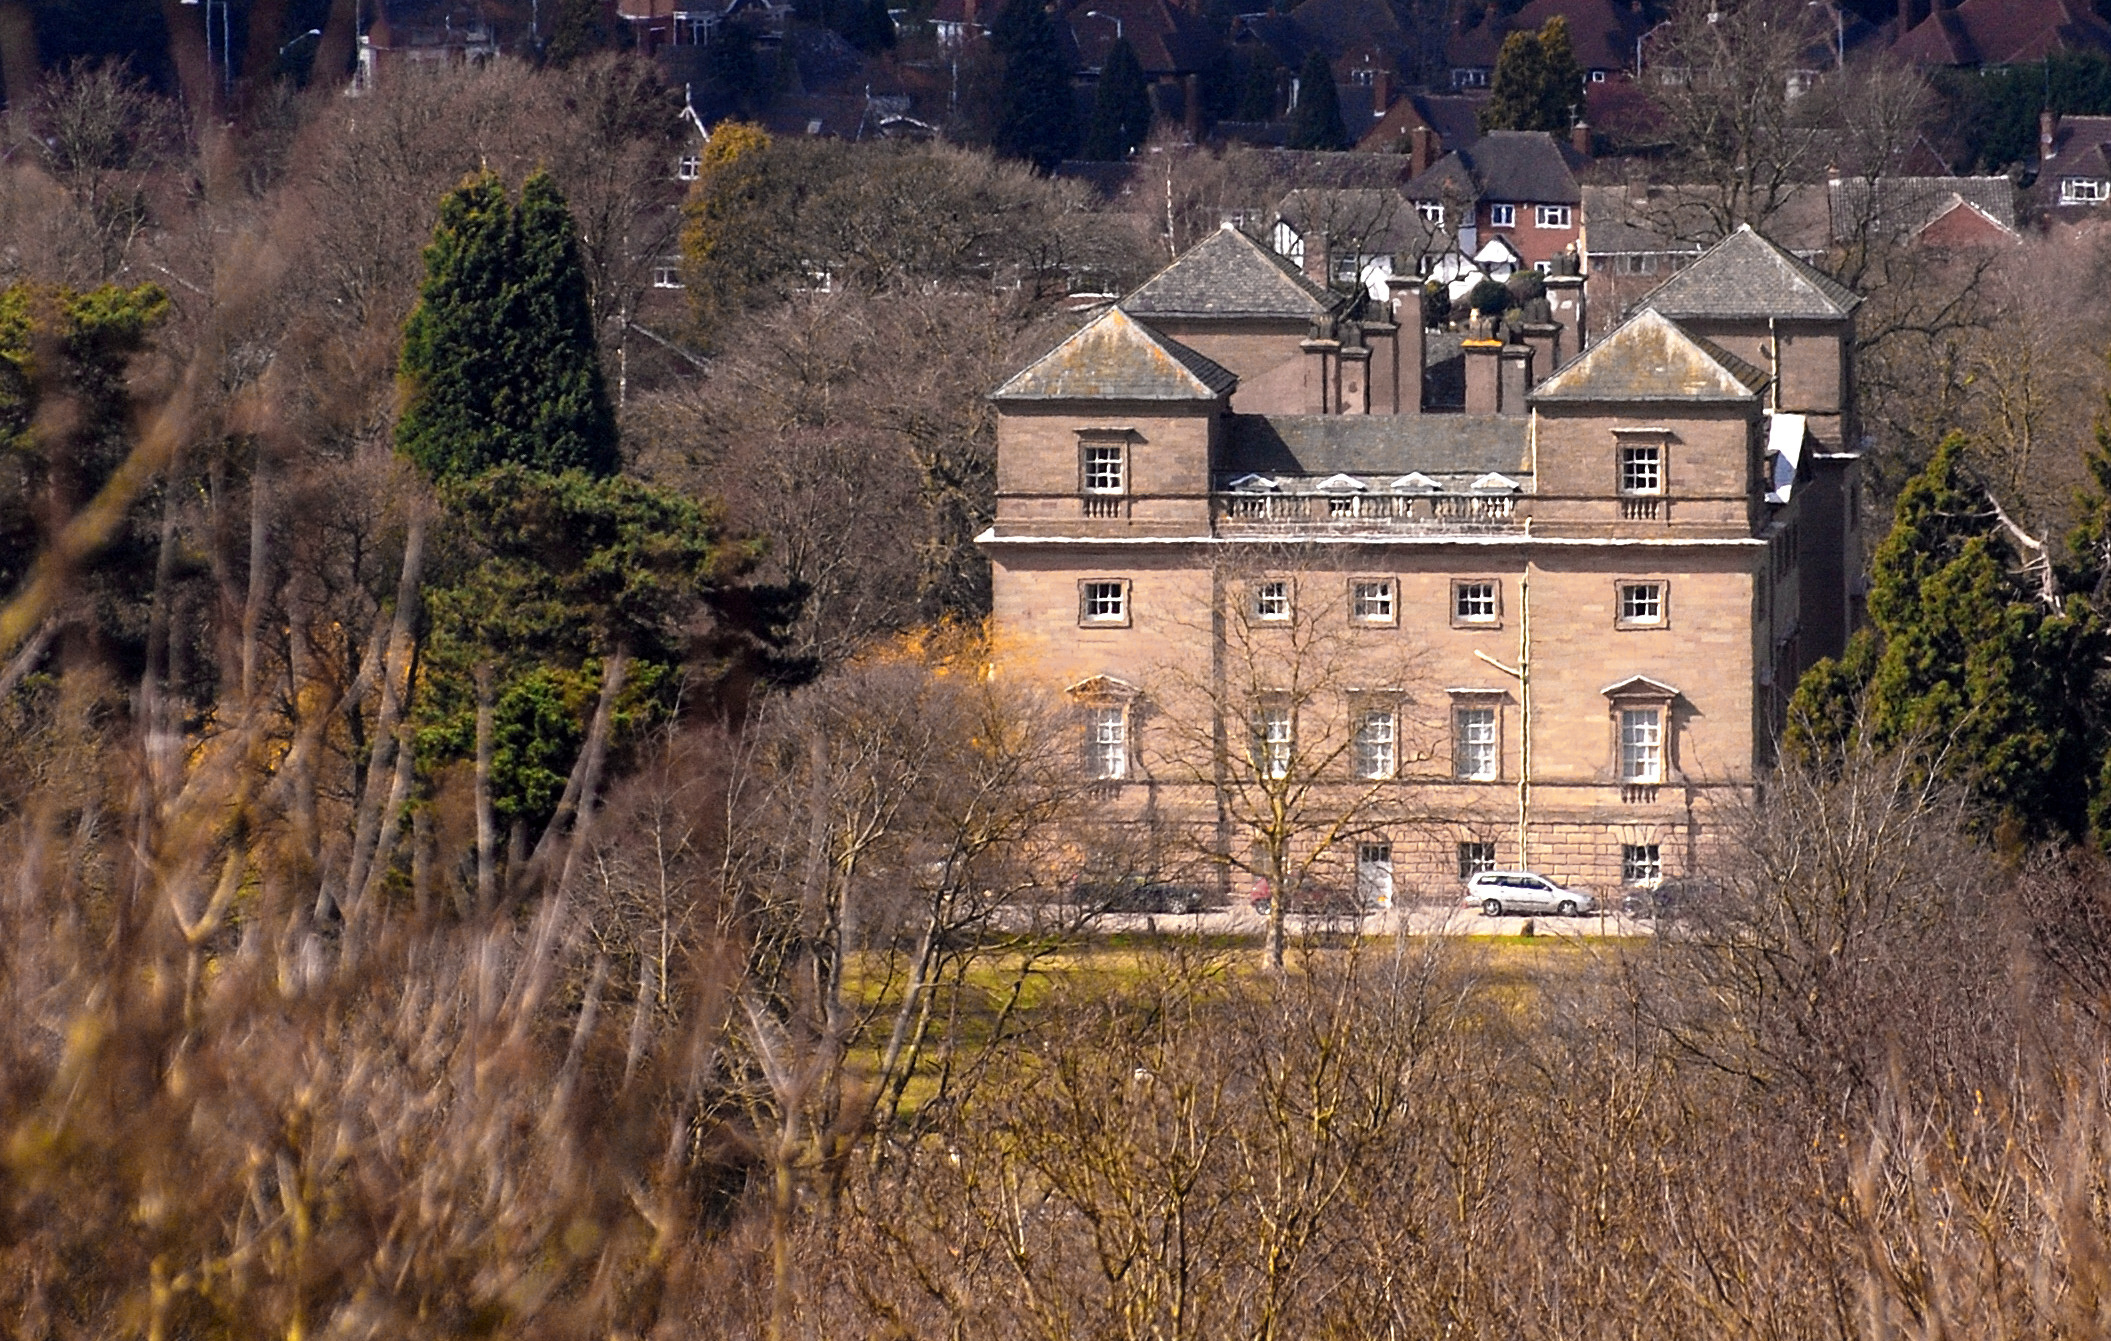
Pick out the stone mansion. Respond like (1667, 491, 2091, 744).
(977, 222, 1864, 901)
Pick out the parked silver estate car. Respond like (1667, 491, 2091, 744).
(1461, 870, 1595, 917)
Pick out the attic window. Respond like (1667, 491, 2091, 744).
(676, 154, 702, 180)
(2060, 178, 2108, 204)
(1417, 201, 1444, 226)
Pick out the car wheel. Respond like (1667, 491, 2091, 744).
(1481, 898, 1503, 917)
(1557, 899, 1579, 917)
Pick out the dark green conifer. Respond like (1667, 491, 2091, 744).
(1480, 16, 1582, 133)
(1079, 37, 1152, 160)
(839, 0, 897, 53)
(1286, 50, 1348, 150)
(396, 170, 618, 482)
(991, 0, 1079, 171)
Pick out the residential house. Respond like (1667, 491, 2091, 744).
(1889, 0, 2111, 67)
(1403, 130, 1585, 272)
(978, 223, 1862, 896)
(1828, 173, 2021, 247)
(2037, 112, 2111, 214)
(1270, 188, 1445, 298)
(1446, 0, 1646, 90)
(1357, 91, 1486, 158)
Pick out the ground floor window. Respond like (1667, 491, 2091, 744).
(1357, 841, 1394, 907)
(1622, 843, 1662, 884)
(1457, 841, 1497, 878)
(1087, 704, 1127, 780)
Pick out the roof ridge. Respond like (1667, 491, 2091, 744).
(992, 307, 1237, 401)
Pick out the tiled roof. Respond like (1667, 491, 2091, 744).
(1637, 225, 1860, 321)
(1447, 0, 1646, 72)
(993, 308, 1238, 401)
(1121, 223, 1347, 321)
(1890, 0, 2111, 66)
(1529, 308, 1768, 403)
(1404, 131, 1581, 205)
(1218, 414, 1531, 480)
(1061, 0, 1220, 75)
(1274, 188, 1442, 254)
(1828, 175, 2018, 240)
(2046, 115, 2111, 180)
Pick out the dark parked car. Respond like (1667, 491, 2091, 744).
(1077, 879, 1218, 915)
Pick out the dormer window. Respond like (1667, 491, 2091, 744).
(2061, 177, 2108, 204)
(1416, 201, 1444, 226)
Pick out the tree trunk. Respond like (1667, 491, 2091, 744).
(475, 663, 497, 910)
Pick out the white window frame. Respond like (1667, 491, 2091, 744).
(1619, 707, 1663, 783)
(1081, 441, 1127, 494)
(1253, 703, 1295, 780)
(1079, 579, 1130, 626)
(1351, 578, 1396, 625)
(1452, 579, 1499, 626)
(1620, 443, 1663, 495)
(1453, 705, 1498, 780)
(1252, 580, 1291, 623)
(651, 264, 684, 289)
(1457, 840, 1497, 877)
(1416, 201, 1444, 226)
(1353, 707, 1397, 779)
(1622, 843, 1662, 884)
(1617, 581, 1666, 628)
(2060, 177, 2109, 204)
(1535, 204, 1571, 228)
(1087, 703, 1129, 779)
(1489, 203, 1516, 228)
(676, 153, 703, 180)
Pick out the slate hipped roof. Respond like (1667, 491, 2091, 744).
(1121, 223, 1347, 322)
(1530, 308, 1769, 403)
(1403, 131, 1582, 206)
(993, 307, 1238, 401)
(1637, 225, 1860, 321)
(1219, 415, 1531, 481)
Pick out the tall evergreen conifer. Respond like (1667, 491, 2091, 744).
(1480, 16, 1582, 133)
(1080, 37, 1152, 160)
(1286, 50, 1348, 150)
(991, 0, 1079, 171)
(1786, 434, 2109, 841)
(397, 170, 619, 482)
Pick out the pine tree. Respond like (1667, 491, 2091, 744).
(397, 170, 619, 482)
(991, 0, 1079, 171)
(1480, 16, 1582, 133)
(1785, 433, 2110, 841)
(1079, 37, 1152, 160)
(1286, 50, 1348, 151)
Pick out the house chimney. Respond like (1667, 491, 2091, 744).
(1498, 343, 1532, 416)
(1571, 120, 1591, 157)
(1373, 68, 1392, 115)
(2041, 109, 2059, 161)
(963, 0, 978, 25)
(1409, 124, 1433, 176)
(1183, 73, 1201, 139)
(1463, 338, 1501, 414)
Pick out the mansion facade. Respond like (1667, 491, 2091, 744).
(978, 223, 1864, 901)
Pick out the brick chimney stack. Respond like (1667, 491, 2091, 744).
(1409, 124, 1432, 176)
(1373, 68, 1392, 116)
(1571, 120, 1591, 157)
(2041, 109, 2059, 161)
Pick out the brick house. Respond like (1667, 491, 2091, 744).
(978, 223, 1863, 900)
(1403, 131, 1585, 272)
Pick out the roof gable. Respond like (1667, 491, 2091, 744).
(1638, 224, 1861, 321)
(993, 308, 1238, 402)
(1404, 131, 1581, 206)
(1529, 308, 1767, 404)
(1121, 223, 1346, 322)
